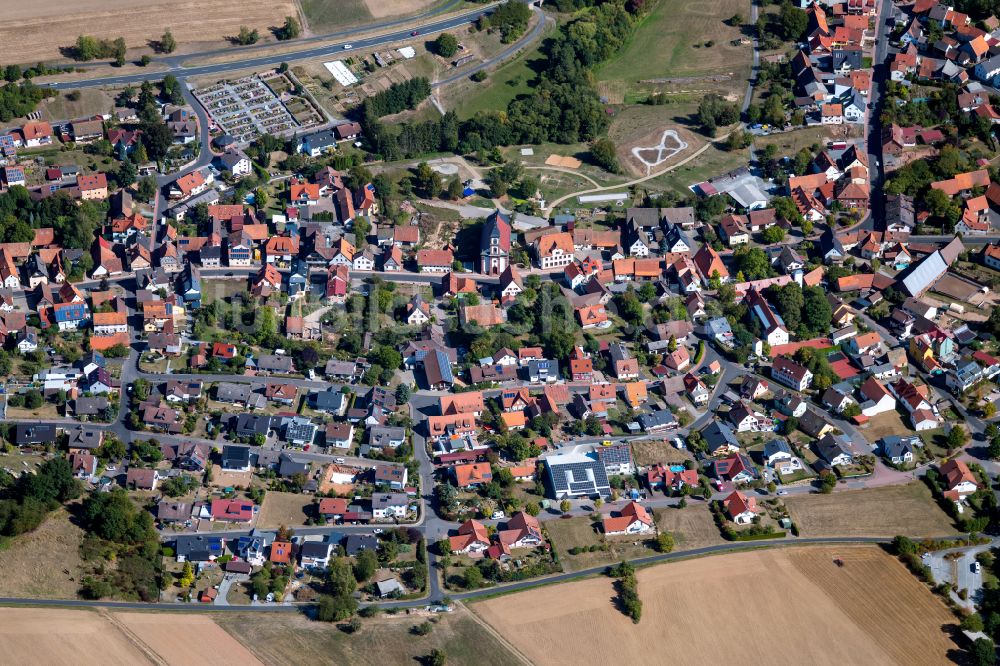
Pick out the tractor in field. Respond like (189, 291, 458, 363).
(833, 558, 845, 568)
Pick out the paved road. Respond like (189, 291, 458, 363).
(0, 534, 949, 613)
(43, 5, 509, 91)
(867, 0, 894, 230)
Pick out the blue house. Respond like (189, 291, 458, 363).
(288, 258, 308, 298)
(181, 265, 201, 309)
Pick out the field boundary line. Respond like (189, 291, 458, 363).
(461, 602, 535, 666)
(101, 610, 168, 666)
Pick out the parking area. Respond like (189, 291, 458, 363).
(923, 545, 990, 609)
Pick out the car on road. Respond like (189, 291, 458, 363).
(372, 528, 383, 534)
(411, 30, 419, 36)
(343, 44, 353, 50)
(335, 457, 345, 464)
(777, 490, 788, 496)
(974, 561, 982, 573)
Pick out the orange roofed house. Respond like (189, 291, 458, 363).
(602, 501, 654, 536)
(534, 232, 575, 270)
(454, 462, 492, 488)
(449, 519, 490, 555)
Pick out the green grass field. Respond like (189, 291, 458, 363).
(596, 0, 751, 94)
(449, 22, 555, 120)
(298, 0, 372, 32)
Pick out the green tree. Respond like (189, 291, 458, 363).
(178, 561, 194, 587)
(463, 565, 483, 589)
(447, 176, 464, 200)
(761, 226, 786, 243)
(947, 426, 968, 450)
(353, 549, 378, 582)
(559, 499, 571, 513)
(972, 638, 996, 666)
(160, 29, 176, 53)
(590, 138, 620, 173)
(656, 532, 674, 553)
(434, 33, 459, 57)
(280, 16, 301, 40)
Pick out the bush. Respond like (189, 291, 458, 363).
(470, 71, 487, 82)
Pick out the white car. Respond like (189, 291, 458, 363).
(974, 561, 982, 574)
(335, 457, 345, 464)
(343, 44, 353, 50)
(372, 528, 383, 534)
(491, 511, 505, 520)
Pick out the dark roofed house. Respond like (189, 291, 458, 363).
(15, 424, 57, 446)
(221, 445, 252, 471)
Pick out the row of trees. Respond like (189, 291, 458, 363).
(72, 35, 127, 65)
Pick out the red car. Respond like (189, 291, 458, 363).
(411, 30, 419, 36)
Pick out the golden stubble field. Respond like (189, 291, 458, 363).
(0, 608, 262, 665)
(0, 0, 296, 64)
(473, 546, 959, 666)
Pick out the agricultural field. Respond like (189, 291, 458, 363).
(299, 0, 438, 32)
(0, 0, 296, 64)
(256, 491, 316, 528)
(0, 510, 84, 599)
(217, 607, 524, 666)
(0, 608, 262, 664)
(784, 483, 959, 538)
(472, 546, 959, 666)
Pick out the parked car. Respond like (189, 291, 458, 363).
(974, 561, 982, 574)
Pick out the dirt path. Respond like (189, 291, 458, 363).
(100, 611, 165, 666)
(460, 601, 535, 666)
(544, 128, 735, 216)
(524, 165, 600, 188)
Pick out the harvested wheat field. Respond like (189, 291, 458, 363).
(784, 483, 959, 538)
(113, 613, 263, 666)
(473, 546, 958, 666)
(0, 609, 152, 665)
(0, 0, 295, 64)
(0, 608, 263, 666)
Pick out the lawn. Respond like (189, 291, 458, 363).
(217, 606, 523, 666)
(596, 0, 752, 97)
(784, 483, 959, 538)
(630, 439, 689, 467)
(653, 503, 728, 550)
(752, 126, 833, 160)
(545, 515, 658, 573)
(860, 410, 910, 443)
(257, 491, 316, 528)
(449, 20, 555, 120)
(641, 132, 749, 194)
